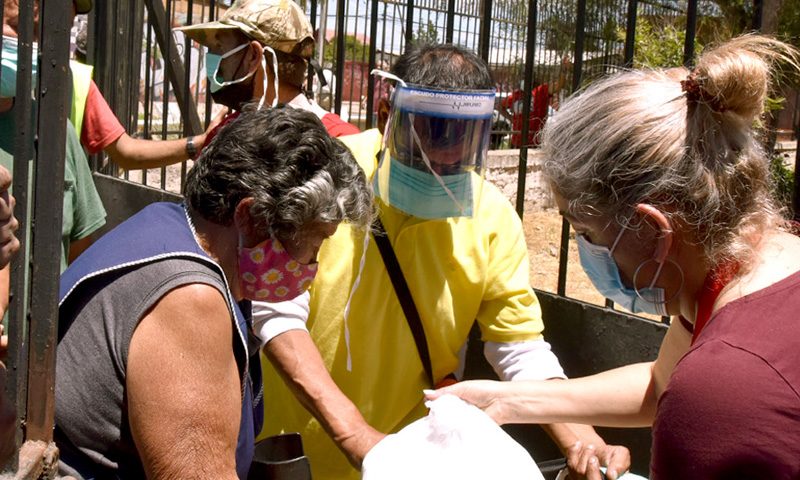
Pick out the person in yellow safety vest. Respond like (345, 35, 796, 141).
(2, 0, 225, 170)
(256, 43, 632, 480)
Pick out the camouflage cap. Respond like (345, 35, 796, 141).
(175, 0, 314, 58)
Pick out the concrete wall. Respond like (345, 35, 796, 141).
(484, 149, 554, 211)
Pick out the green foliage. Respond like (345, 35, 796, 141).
(770, 154, 796, 212)
(412, 20, 439, 45)
(323, 35, 369, 67)
(777, 0, 800, 50)
(629, 17, 703, 68)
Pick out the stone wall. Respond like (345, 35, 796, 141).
(483, 148, 554, 212)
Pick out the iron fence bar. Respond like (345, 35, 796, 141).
(366, 0, 380, 129)
(514, 0, 537, 217)
(127, 1, 145, 132)
(557, 0, 587, 297)
(752, 0, 763, 31)
(143, 0, 203, 136)
(334, 0, 346, 115)
(7, 0, 37, 460)
(404, 0, 414, 46)
(25, 0, 71, 442)
(307, 0, 318, 94)
(795, 137, 800, 222)
(204, 0, 217, 130)
(478, 0, 492, 61)
(445, 0, 455, 43)
(160, 0, 172, 192)
(623, 0, 637, 67)
(682, 0, 698, 68)
(182, 0, 195, 187)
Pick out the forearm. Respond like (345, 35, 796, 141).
(106, 133, 204, 170)
(263, 330, 383, 467)
(496, 362, 657, 427)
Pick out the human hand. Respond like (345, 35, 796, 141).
(0, 166, 19, 269)
(424, 380, 510, 424)
(338, 424, 387, 470)
(565, 440, 631, 480)
(198, 106, 231, 149)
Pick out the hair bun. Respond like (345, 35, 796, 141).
(690, 35, 798, 121)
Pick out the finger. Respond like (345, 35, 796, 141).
(576, 444, 597, 475)
(585, 456, 603, 480)
(423, 384, 459, 401)
(0, 191, 12, 221)
(0, 166, 11, 191)
(0, 237, 20, 267)
(602, 449, 631, 480)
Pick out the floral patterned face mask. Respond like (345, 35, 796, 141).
(238, 236, 318, 302)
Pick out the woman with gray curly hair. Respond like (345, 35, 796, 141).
(430, 35, 800, 479)
(55, 106, 374, 479)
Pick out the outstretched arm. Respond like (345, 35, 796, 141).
(264, 330, 385, 469)
(104, 107, 228, 170)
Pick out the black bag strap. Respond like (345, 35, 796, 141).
(371, 217, 435, 386)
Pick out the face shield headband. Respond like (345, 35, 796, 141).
(371, 70, 495, 219)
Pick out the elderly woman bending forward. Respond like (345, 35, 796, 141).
(430, 35, 800, 480)
(55, 106, 374, 479)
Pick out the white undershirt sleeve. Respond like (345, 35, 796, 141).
(483, 339, 567, 381)
(251, 291, 310, 346)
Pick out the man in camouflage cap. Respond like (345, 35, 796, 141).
(177, 0, 359, 137)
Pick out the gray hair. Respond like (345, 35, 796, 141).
(542, 35, 798, 267)
(185, 105, 373, 239)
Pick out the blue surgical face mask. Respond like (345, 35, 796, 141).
(375, 155, 473, 219)
(1, 36, 38, 98)
(206, 43, 253, 93)
(576, 227, 668, 316)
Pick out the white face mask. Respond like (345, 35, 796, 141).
(257, 45, 279, 110)
(206, 43, 254, 93)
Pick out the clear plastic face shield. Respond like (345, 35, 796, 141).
(372, 71, 495, 219)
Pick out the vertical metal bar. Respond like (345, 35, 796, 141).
(334, 0, 346, 115)
(365, 0, 379, 129)
(623, 0, 638, 67)
(316, 0, 329, 105)
(794, 137, 800, 222)
(204, 0, 217, 129)
(143, 24, 154, 140)
(8, 0, 36, 457)
(445, 0, 456, 43)
(556, 0, 587, 297)
(143, 0, 203, 135)
(752, 0, 764, 31)
(683, 0, 698, 68)
(404, 0, 414, 47)
(26, 0, 71, 442)
(572, 0, 586, 92)
(307, 0, 318, 94)
(478, 0, 493, 61)
(515, 0, 537, 217)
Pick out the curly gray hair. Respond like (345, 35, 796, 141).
(185, 105, 373, 239)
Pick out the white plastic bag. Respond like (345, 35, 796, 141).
(362, 394, 544, 480)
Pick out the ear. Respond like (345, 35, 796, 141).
(377, 98, 391, 134)
(233, 197, 257, 237)
(243, 40, 264, 73)
(635, 203, 673, 263)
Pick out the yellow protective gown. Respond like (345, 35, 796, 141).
(259, 129, 545, 480)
